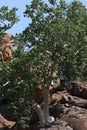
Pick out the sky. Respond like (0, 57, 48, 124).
(0, 0, 87, 36)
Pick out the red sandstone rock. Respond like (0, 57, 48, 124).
(40, 119, 73, 130)
(0, 33, 14, 61)
(70, 81, 87, 99)
(61, 94, 87, 108)
(60, 106, 87, 130)
(0, 114, 16, 129)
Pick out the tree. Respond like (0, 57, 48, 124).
(23, 0, 87, 81)
(23, 0, 87, 125)
(0, 0, 87, 128)
(0, 6, 19, 33)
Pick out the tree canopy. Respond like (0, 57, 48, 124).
(0, 0, 87, 128)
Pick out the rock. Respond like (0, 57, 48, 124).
(0, 114, 16, 129)
(40, 119, 73, 130)
(60, 105, 87, 130)
(69, 81, 87, 99)
(0, 33, 14, 62)
(49, 103, 64, 118)
(51, 91, 69, 104)
(1, 80, 87, 130)
(60, 80, 87, 99)
(61, 94, 87, 108)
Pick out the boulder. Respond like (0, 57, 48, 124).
(60, 105, 87, 130)
(51, 91, 69, 104)
(61, 94, 87, 109)
(40, 119, 73, 130)
(60, 80, 87, 99)
(70, 81, 87, 99)
(0, 114, 16, 129)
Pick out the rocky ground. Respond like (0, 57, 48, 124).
(0, 81, 87, 130)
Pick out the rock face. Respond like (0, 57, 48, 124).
(0, 33, 14, 61)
